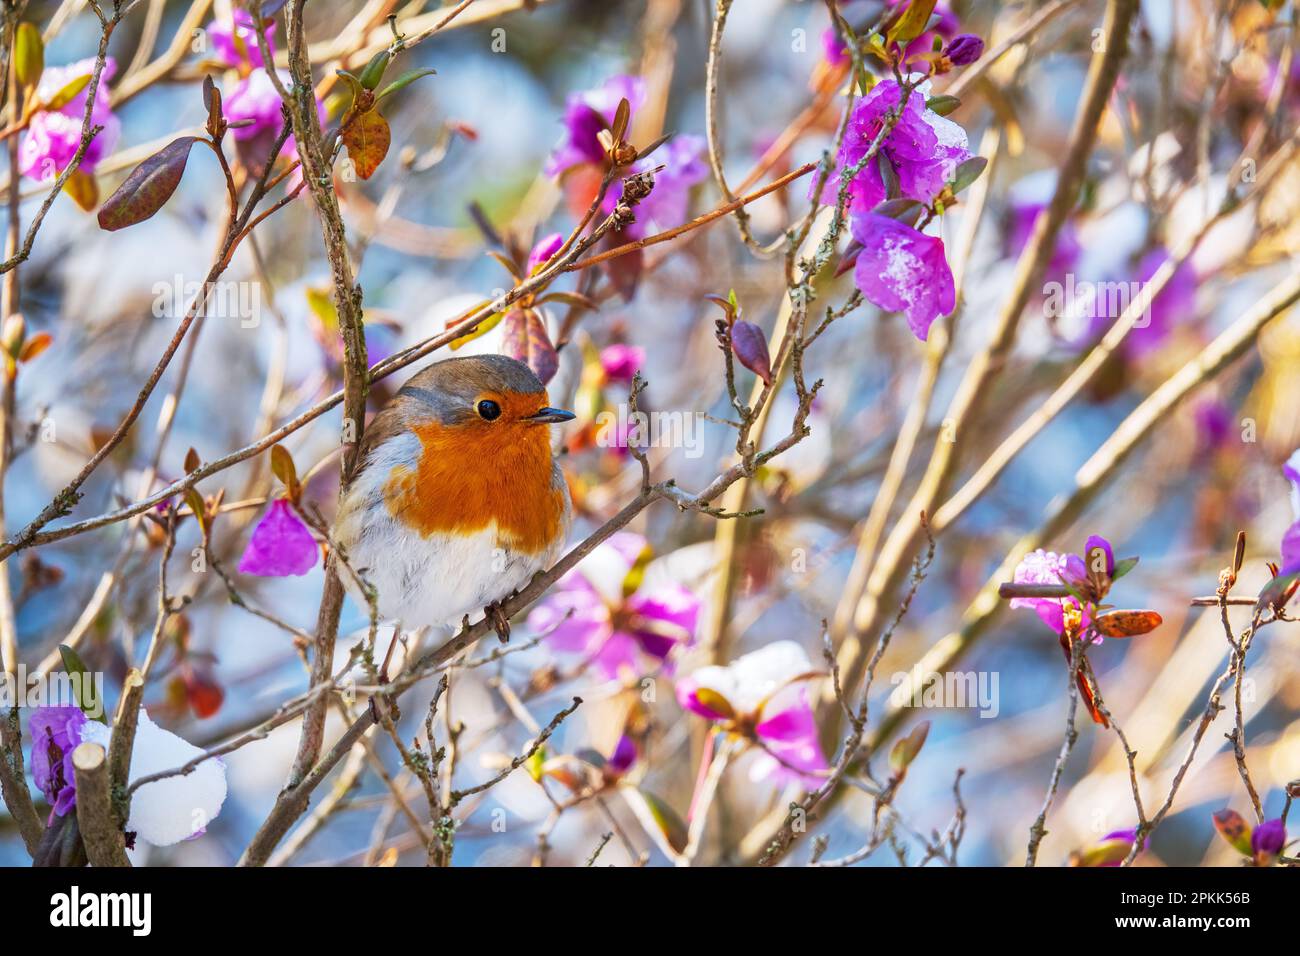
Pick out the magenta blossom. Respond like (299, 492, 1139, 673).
(943, 34, 984, 67)
(676, 641, 828, 789)
(602, 134, 708, 237)
(1072, 826, 1148, 866)
(1281, 449, 1300, 576)
(850, 213, 955, 340)
(821, 27, 850, 68)
(19, 58, 120, 181)
(814, 78, 970, 215)
(528, 532, 699, 681)
(546, 74, 646, 177)
(28, 706, 87, 818)
(225, 69, 290, 142)
(238, 499, 319, 577)
(209, 9, 276, 69)
(1009, 534, 1116, 636)
(600, 344, 644, 383)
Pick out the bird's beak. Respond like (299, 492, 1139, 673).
(525, 406, 576, 425)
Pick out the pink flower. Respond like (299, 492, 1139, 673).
(850, 213, 955, 340)
(238, 499, 319, 577)
(528, 532, 699, 681)
(225, 69, 289, 142)
(209, 9, 276, 69)
(19, 58, 120, 180)
(676, 641, 829, 789)
(814, 78, 970, 216)
(600, 344, 644, 383)
(526, 232, 565, 274)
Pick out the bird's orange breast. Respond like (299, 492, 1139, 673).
(382, 419, 566, 555)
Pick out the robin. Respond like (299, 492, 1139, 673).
(335, 354, 574, 641)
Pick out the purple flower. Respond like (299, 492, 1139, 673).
(606, 735, 637, 777)
(821, 27, 850, 67)
(676, 641, 829, 789)
(528, 532, 699, 681)
(1281, 449, 1300, 576)
(225, 69, 288, 142)
(602, 134, 708, 238)
(1122, 249, 1198, 358)
(546, 75, 646, 177)
(1251, 818, 1286, 862)
(850, 213, 955, 340)
(815, 78, 970, 216)
(600, 344, 644, 383)
(1193, 398, 1233, 457)
(29, 706, 87, 818)
(943, 34, 984, 66)
(1007, 174, 1082, 280)
(238, 499, 319, 577)
(1074, 827, 1148, 866)
(209, 9, 276, 69)
(19, 58, 120, 180)
(526, 232, 564, 274)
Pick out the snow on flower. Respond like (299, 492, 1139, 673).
(814, 77, 970, 216)
(1281, 448, 1300, 576)
(80, 711, 227, 846)
(209, 8, 276, 69)
(676, 640, 829, 789)
(527, 532, 699, 681)
(28, 705, 226, 845)
(19, 58, 121, 181)
(238, 499, 319, 577)
(850, 212, 955, 340)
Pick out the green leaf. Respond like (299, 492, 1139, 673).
(58, 645, 106, 723)
(878, 152, 900, 200)
(15, 22, 44, 90)
(620, 541, 655, 598)
(926, 94, 961, 116)
(376, 68, 437, 103)
(888, 0, 938, 45)
(872, 198, 924, 226)
(342, 109, 391, 180)
(889, 720, 930, 775)
(948, 156, 988, 194)
(97, 137, 198, 231)
(448, 309, 504, 350)
(1256, 571, 1300, 614)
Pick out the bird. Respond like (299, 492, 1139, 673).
(334, 354, 574, 642)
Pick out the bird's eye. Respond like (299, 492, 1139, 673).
(476, 399, 502, 421)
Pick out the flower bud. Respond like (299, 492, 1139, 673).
(944, 34, 984, 66)
(1251, 818, 1286, 865)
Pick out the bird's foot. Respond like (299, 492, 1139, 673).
(485, 601, 511, 643)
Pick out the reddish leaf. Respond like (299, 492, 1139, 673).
(343, 109, 390, 180)
(731, 320, 773, 385)
(502, 308, 559, 385)
(1095, 609, 1162, 638)
(97, 137, 198, 231)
